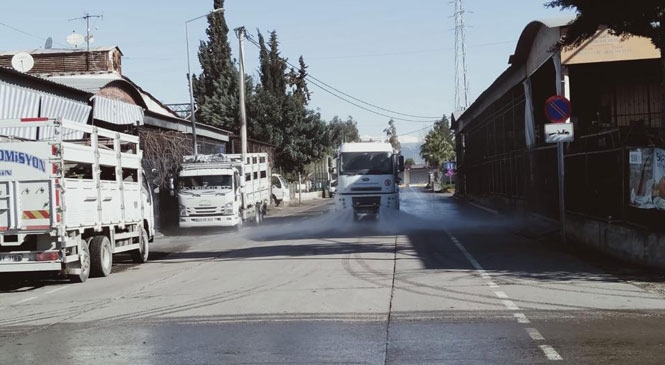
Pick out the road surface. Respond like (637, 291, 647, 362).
(1, 187, 665, 364)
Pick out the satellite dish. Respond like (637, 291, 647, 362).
(45, 37, 53, 49)
(66, 32, 84, 47)
(11, 52, 34, 73)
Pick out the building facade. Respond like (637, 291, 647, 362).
(453, 18, 665, 268)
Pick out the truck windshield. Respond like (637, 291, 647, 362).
(339, 152, 393, 175)
(180, 175, 232, 190)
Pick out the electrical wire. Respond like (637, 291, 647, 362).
(244, 33, 443, 122)
(0, 22, 69, 48)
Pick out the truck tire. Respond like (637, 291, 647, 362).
(90, 235, 112, 277)
(68, 241, 91, 283)
(254, 204, 261, 224)
(131, 227, 150, 263)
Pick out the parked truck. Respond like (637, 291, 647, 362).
(333, 142, 404, 220)
(177, 153, 270, 228)
(0, 118, 155, 283)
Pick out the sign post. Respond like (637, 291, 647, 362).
(544, 95, 573, 246)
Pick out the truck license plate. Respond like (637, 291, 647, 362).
(0, 254, 23, 262)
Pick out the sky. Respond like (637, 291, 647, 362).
(1, 1, 574, 142)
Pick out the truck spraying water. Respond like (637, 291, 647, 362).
(333, 142, 404, 220)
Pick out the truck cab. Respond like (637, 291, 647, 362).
(271, 173, 290, 206)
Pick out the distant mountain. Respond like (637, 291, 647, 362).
(399, 142, 424, 164)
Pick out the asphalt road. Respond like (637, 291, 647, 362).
(1, 188, 665, 364)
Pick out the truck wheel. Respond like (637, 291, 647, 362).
(90, 235, 112, 277)
(254, 204, 262, 224)
(131, 227, 150, 263)
(272, 194, 281, 207)
(68, 241, 91, 283)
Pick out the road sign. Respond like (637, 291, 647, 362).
(544, 95, 572, 123)
(545, 123, 574, 143)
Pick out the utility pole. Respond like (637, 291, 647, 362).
(235, 26, 248, 160)
(235, 26, 248, 212)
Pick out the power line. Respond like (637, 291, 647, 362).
(244, 33, 443, 122)
(305, 74, 441, 119)
(0, 22, 68, 48)
(401, 123, 436, 136)
(306, 77, 436, 123)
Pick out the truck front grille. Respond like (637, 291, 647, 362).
(351, 196, 381, 208)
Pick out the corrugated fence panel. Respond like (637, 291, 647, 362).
(0, 82, 41, 139)
(93, 96, 144, 125)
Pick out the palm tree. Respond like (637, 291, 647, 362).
(419, 130, 454, 169)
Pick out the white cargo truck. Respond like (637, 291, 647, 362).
(177, 153, 270, 228)
(0, 118, 155, 283)
(333, 142, 404, 220)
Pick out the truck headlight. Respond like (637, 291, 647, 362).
(179, 205, 188, 217)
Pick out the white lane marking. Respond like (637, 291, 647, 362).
(487, 281, 499, 288)
(447, 234, 485, 273)
(45, 286, 68, 295)
(494, 291, 509, 299)
(514, 313, 531, 324)
(446, 231, 562, 361)
(14, 296, 37, 304)
(526, 328, 545, 341)
(502, 299, 520, 310)
(467, 201, 498, 214)
(539, 345, 563, 361)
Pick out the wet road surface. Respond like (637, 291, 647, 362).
(1, 188, 665, 364)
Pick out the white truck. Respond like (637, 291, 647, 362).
(177, 153, 270, 228)
(0, 118, 155, 283)
(333, 142, 404, 220)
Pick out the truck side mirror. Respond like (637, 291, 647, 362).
(168, 177, 175, 196)
(398, 155, 405, 172)
(327, 156, 334, 174)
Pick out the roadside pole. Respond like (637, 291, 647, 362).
(544, 94, 573, 246)
(235, 26, 247, 213)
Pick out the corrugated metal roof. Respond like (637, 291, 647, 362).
(0, 81, 90, 139)
(47, 73, 120, 93)
(92, 95, 144, 125)
(46, 73, 180, 119)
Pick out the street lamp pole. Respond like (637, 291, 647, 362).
(185, 8, 223, 156)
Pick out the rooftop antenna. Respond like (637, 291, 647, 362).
(69, 12, 103, 52)
(454, 0, 469, 111)
(11, 52, 34, 73)
(66, 31, 84, 48)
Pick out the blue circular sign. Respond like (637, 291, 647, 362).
(544, 95, 572, 123)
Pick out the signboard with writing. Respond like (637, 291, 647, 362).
(544, 123, 574, 143)
(629, 148, 665, 210)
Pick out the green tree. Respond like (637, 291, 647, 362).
(249, 30, 331, 173)
(287, 56, 311, 105)
(546, 0, 665, 134)
(419, 115, 455, 168)
(384, 119, 401, 151)
(328, 116, 360, 147)
(405, 158, 416, 166)
(192, 0, 239, 132)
